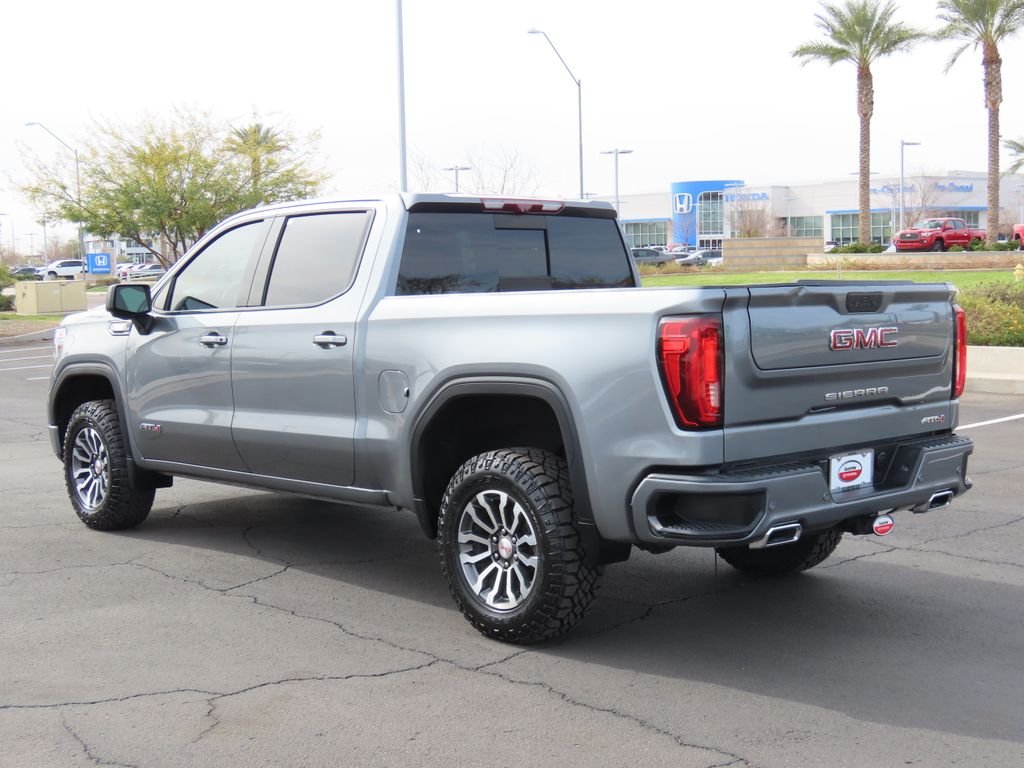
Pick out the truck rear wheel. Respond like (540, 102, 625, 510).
(63, 399, 154, 530)
(437, 448, 602, 644)
(715, 527, 842, 577)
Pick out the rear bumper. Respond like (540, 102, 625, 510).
(629, 434, 973, 547)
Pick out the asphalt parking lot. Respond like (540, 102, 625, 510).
(2, 339, 1022, 767)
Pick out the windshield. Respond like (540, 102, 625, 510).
(911, 219, 943, 230)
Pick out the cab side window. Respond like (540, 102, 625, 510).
(261, 211, 371, 307)
(165, 222, 266, 312)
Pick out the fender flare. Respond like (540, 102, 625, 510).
(408, 376, 594, 537)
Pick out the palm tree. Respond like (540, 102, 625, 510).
(1008, 137, 1024, 174)
(794, 1, 924, 245)
(225, 123, 285, 199)
(936, 1, 1024, 243)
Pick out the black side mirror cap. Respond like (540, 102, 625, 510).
(106, 284, 154, 334)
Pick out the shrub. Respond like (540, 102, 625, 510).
(948, 245, 965, 252)
(0, 294, 13, 311)
(988, 240, 1022, 251)
(0, 263, 12, 290)
(957, 281, 1024, 346)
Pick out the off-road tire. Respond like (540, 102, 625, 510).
(63, 399, 154, 530)
(932, 239, 945, 252)
(438, 448, 602, 644)
(715, 526, 842, 577)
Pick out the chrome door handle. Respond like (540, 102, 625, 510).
(199, 333, 228, 347)
(313, 333, 347, 349)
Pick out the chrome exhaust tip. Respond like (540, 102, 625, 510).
(911, 489, 955, 513)
(749, 522, 802, 550)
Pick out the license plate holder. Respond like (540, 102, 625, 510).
(829, 450, 874, 493)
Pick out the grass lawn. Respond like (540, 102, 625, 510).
(641, 269, 1017, 291)
(0, 312, 64, 338)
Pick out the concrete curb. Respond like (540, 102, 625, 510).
(0, 327, 57, 345)
(967, 345, 1024, 396)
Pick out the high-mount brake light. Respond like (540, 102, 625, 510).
(481, 198, 566, 214)
(953, 305, 967, 398)
(657, 316, 723, 429)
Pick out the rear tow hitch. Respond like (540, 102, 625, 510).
(844, 514, 895, 537)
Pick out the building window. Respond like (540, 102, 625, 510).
(830, 212, 892, 244)
(937, 210, 980, 228)
(789, 216, 823, 237)
(697, 191, 723, 249)
(622, 221, 668, 247)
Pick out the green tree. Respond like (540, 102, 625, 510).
(793, 1, 924, 245)
(936, 0, 1024, 242)
(22, 108, 327, 265)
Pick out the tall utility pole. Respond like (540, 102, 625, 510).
(396, 0, 408, 192)
(899, 139, 921, 232)
(599, 149, 633, 214)
(26, 122, 84, 259)
(528, 29, 584, 199)
(443, 165, 471, 192)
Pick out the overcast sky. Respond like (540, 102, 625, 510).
(3, 0, 1023, 255)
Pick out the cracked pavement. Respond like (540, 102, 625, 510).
(2, 351, 1023, 767)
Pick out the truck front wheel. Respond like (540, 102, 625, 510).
(932, 239, 945, 252)
(437, 448, 602, 644)
(63, 399, 154, 530)
(715, 527, 842, 577)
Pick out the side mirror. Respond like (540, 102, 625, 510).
(106, 284, 154, 334)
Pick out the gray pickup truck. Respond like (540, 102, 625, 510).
(48, 194, 973, 643)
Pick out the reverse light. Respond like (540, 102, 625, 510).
(657, 316, 723, 429)
(953, 305, 967, 397)
(481, 198, 566, 214)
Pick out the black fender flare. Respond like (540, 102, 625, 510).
(408, 376, 594, 537)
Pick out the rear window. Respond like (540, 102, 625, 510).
(396, 212, 634, 295)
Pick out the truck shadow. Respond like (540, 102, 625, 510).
(123, 490, 1023, 746)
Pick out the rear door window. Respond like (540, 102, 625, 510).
(397, 212, 633, 295)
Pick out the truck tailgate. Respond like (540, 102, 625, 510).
(722, 282, 957, 463)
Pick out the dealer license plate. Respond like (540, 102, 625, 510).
(829, 450, 874, 493)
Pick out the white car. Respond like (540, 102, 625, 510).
(42, 259, 85, 279)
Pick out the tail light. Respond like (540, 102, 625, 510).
(953, 304, 967, 397)
(658, 316, 723, 429)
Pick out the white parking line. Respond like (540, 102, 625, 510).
(960, 413, 1024, 430)
(0, 347, 49, 355)
(0, 354, 52, 362)
(26, 376, 51, 381)
(0, 364, 53, 372)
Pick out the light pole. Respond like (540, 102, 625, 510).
(1015, 184, 1024, 224)
(600, 149, 632, 214)
(26, 121, 84, 259)
(899, 140, 920, 232)
(396, 0, 408, 192)
(443, 165, 471, 193)
(784, 196, 796, 237)
(528, 28, 583, 199)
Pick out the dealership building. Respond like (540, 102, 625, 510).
(602, 171, 1024, 249)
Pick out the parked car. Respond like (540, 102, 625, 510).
(676, 249, 722, 267)
(115, 263, 138, 280)
(42, 259, 85, 280)
(631, 247, 674, 268)
(894, 218, 985, 252)
(125, 263, 166, 280)
(12, 265, 42, 280)
(1013, 223, 1023, 248)
(668, 244, 694, 254)
(823, 240, 840, 253)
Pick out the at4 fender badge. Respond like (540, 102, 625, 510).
(140, 422, 162, 434)
(921, 414, 946, 425)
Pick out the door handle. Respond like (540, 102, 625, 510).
(313, 332, 347, 349)
(199, 333, 228, 347)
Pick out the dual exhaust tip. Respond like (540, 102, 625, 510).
(749, 490, 955, 549)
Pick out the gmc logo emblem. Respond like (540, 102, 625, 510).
(829, 327, 899, 350)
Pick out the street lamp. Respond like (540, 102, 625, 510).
(26, 121, 84, 259)
(1015, 184, 1024, 225)
(899, 140, 921, 232)
(443, 165, 472, 193)
(528, 28, 584, 199)
(599, 149, 632, 214)
(396, 0, 408, 192)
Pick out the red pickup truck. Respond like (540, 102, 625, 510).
(1013, 223, 1023, 247)
(894, 217, 985, 252)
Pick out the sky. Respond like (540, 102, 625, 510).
(2, 0, 1023, 257)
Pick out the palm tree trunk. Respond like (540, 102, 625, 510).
(984, 42, 1002, 244)
(857, 65, 874, 245)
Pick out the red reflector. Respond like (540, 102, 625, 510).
(657, 316, 723, 429)
(872, 515, 895, 536)
(953, 305, 967, 398)
(481, 198, 566, 214)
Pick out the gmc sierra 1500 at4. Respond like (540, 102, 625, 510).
(48, 194, 973, 643)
